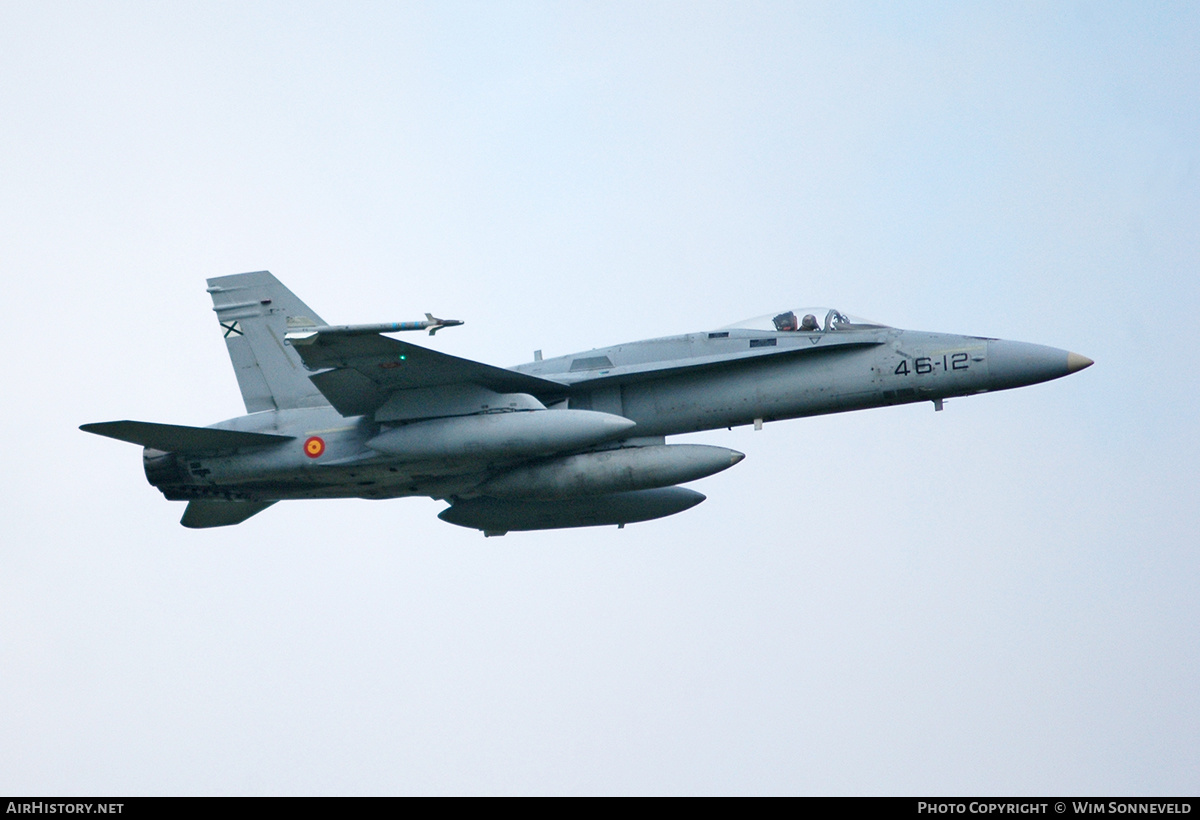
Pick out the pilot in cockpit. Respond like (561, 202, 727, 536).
(773, 311, 824, 332)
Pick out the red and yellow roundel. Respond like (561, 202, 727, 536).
(303, 436, 326, 458)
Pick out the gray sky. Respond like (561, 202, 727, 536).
(1, 1, 1197, 795)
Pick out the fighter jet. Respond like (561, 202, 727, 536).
(81, 271, 1092, 535)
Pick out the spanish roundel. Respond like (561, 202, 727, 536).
(304, 436, 326, 458)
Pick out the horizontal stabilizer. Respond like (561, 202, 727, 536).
(80, 420, 294, 452)
(181, 500, 277, 529)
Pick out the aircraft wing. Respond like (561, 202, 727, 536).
(290, 332, 568, 417)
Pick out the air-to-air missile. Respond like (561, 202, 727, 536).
(82, 273, 1092, 535)
(284, 313, 464, 343)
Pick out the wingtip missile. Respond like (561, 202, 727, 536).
(424, 313, 465, 335)
(283, 315, 465, 344)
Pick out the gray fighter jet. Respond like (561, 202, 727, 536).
(82, 271, 1092, 534)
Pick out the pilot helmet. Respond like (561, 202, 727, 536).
(773, 311, 798, 332)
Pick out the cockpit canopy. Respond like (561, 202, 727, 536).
(722, 308, 888, 333)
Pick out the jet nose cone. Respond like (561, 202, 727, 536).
(1067, 352, 1094, 374)
(986, 340, 1092, 389)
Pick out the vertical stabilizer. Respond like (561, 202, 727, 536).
(207, 271, 331, 413)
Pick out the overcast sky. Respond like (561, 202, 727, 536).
(1, 1, 1197, 795)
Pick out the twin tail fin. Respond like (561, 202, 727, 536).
(207, 271, 332, 413)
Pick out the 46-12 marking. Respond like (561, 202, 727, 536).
(895, 353, 969, 376)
